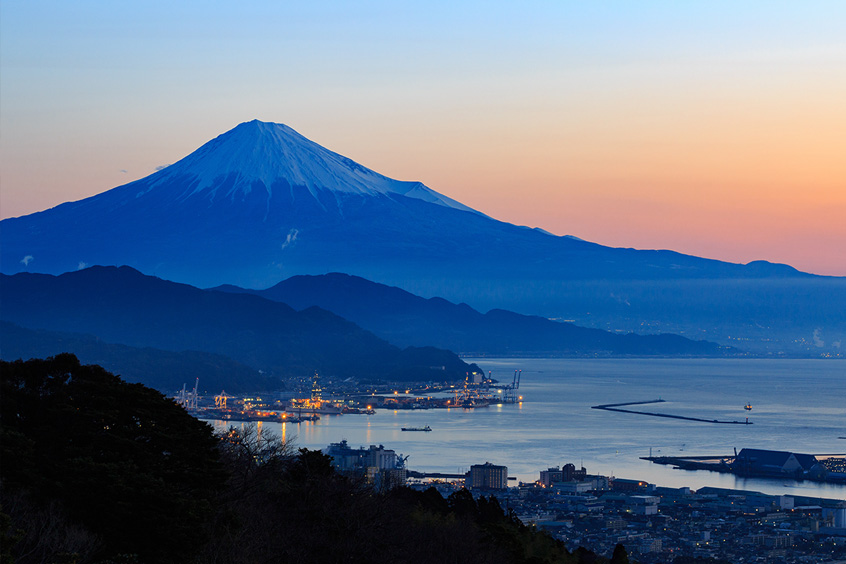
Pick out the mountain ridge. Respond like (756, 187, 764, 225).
(0, 266, 478, 382)
(213, 272, 736, 357)
(0, 320, 272, 393)
(1, 120, 842, 355)
(0, 119, 807, 284)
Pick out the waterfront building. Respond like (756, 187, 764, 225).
(467, 462, 508, 490)
(323, 440, 407, 488)
(323, 439, 362, 471)
(733, 448, 825, 480)
(364, 444, 400, 470)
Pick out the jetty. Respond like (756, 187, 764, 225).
(591, 399, 752, 425)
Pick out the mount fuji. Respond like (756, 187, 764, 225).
(2, 120, 844, 354)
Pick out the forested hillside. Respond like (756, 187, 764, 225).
(1, 355, 613, 564)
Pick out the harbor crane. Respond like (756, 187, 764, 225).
(177, 378, 200, 410)
(214, 390, 236, 409)
(501, 370, 522, 404)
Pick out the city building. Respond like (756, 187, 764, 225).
(562, 463, 587, 482)
(732, 448, 824, 479)
(323, 440, 407, 488)
(466, 462, 508, 490)
(539, 467, 564, 487)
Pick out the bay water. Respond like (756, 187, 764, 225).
(204, 358, 846, 499)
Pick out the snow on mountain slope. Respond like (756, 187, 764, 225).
(139, 120, 479, 214)
(1, 119, 841, 356)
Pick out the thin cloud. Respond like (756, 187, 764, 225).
(281, 228, 299, 250)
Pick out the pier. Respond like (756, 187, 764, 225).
(591, 399, 753, 425)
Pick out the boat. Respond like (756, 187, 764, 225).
(401, 425, 432, 432)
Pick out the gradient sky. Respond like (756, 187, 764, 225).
(2, 1, 844, 275)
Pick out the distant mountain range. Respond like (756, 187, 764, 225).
(0, 266, 479, 389)
(0, 321, 271, 394)
(215, 273, 735, 357)
(2, 120, 843, 354)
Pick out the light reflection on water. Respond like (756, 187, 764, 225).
(204, 358, 846, 499)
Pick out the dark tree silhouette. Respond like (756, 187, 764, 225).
(2, 355, 602, 564)
(1, 354, 225, 563)
(610, 543, 630, 564)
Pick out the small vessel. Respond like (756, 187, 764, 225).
(401, 425, 432, 432)
(744, 403, 752, 411)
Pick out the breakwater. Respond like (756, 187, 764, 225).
(591, 399, 753, 425)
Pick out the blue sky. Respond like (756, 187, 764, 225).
(3, 1, 845, 274)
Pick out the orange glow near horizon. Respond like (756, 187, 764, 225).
(2, 2, 844, 276)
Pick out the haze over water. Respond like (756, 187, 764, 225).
(206, 358, 846, 499)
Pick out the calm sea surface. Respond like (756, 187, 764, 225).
(204, 358, 846, 499)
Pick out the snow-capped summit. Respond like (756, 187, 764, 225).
(142, 120, 477, 214)
(2, 120, 832, 358)
(0, 119, 496, 287)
